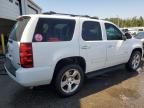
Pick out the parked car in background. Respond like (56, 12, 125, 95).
(121, 28, 128, 33)
(121, 29, 138, 36)
(120, 27, 144, 36)
(135, 31, 144, 39)
(128, 30, 137, 36)
(135, 31, 144, 50)
(4, 12, 143, 97)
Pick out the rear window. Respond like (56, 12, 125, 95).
(9, 16, 30, 41)
(33, 18, 75, 42)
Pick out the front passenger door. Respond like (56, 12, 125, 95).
(105, 23, 129, 67)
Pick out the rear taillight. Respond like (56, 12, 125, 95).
(20, 43, 33, 68)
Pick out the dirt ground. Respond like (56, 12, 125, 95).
(1, 62, 144, 108)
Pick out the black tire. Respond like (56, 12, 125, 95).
(54, 64, 84, 97)
(127, 51, 142, 71)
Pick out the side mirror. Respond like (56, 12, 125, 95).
(124, 32, 132, 39)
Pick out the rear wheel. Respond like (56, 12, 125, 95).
(54, 64, 84, 97)
(127, 51, 141, 71)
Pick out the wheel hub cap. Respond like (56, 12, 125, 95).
(61, 69, 81, 93)
(132, 54, 141, 69)
(67, 78, 72, 82)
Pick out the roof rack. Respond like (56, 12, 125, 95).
(42, 11, 99, 19)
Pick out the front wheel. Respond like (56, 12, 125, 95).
(127, 51, 142, 71)
(54, 64, 84, 97)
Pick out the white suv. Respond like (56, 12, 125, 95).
(4, 12, 143, 97)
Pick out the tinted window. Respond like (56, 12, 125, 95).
(139, 29, 143, 31)
(105, 23, 122, 40)
(9, 16, 30, 41)
(82, 21, 102, 41)
(33, 18, 75, 42)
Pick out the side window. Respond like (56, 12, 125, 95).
(33, 18, 75, 42)
(82, 21, 102, 41)
(105, 23, 122, 40)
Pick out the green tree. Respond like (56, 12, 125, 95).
(105, 16, 144, 27)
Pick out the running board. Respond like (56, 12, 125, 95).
(86, 64, 126, 78)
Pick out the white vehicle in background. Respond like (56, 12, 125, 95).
(4, 12, 143, 97)
(135, 31, 144, 39)
(120, 28, 128, 33)
(128, 29, 139, 36)
(134, 31, 144, 49)
(121, 27, 144, 36)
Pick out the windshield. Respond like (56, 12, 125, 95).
(9, 16, 30, 41)
(135, 32, 144, 39)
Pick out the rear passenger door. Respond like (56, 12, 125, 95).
(80, 20, 107, 73)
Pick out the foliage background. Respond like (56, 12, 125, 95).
(104, 16, 144, 27)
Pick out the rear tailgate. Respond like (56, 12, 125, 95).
(7, 40, 20, 68)
(6, 16, 31, 68)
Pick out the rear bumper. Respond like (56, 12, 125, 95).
(4, 58, 17, 76)
(4, 58, 54, 87)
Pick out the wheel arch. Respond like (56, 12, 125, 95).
(129, 47, 143, 61)
(126, 47, 143, 71)
(132, 48, 142, 55)
(51, 56, 86, 84)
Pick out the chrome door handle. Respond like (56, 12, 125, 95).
(81, 46, 90, 49)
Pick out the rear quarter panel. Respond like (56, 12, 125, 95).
(129, 38, 143, 60)
(32, 18, 80, 68)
